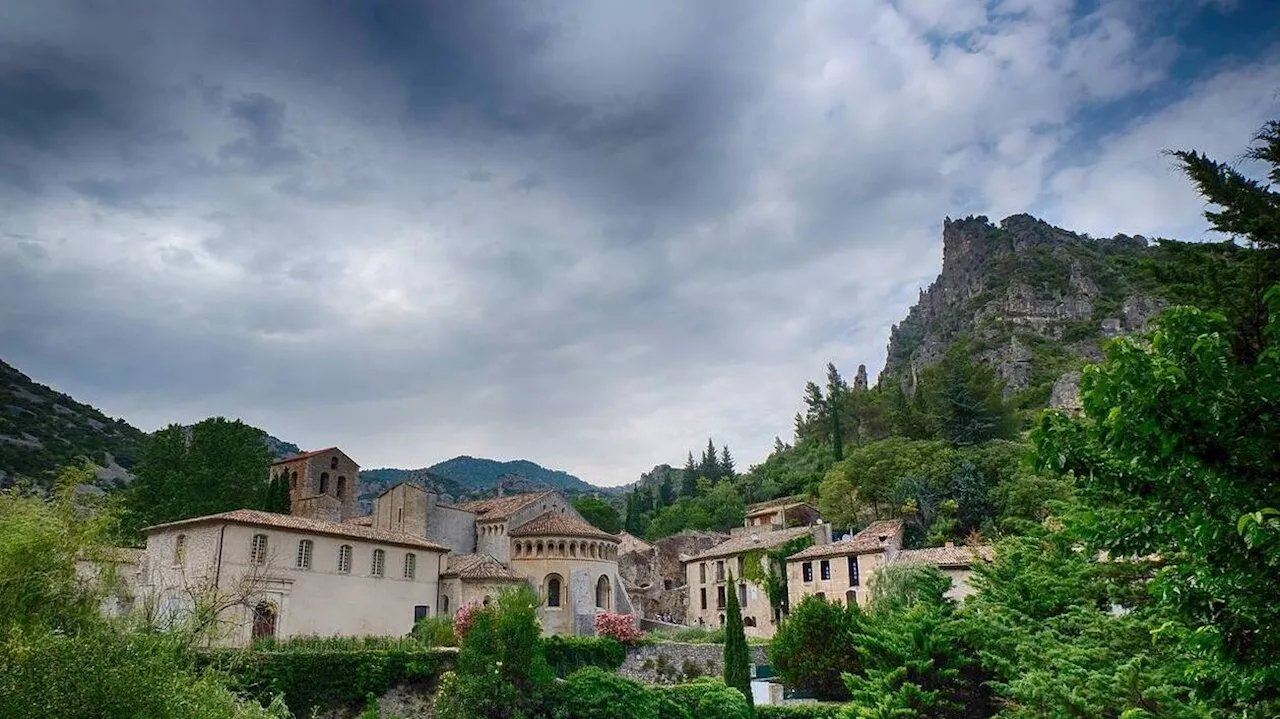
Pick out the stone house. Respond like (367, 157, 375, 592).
(683, 522, 832, 639)
(894, 543, 995, 600)
(743, 495, 822, 530)
(785, 519, 904, 609)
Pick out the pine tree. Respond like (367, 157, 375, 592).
(825, 363, 850, 461)
(720, 445, 736, 479)
(681, 452, 700, 497)
(659, 471, 676, 506)
(723, 570, 754, 711)
(703, 438, 721, 483)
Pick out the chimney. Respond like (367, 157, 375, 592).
(944, 541, 955, 549)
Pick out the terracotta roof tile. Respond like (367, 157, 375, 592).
(508, 511, 619, 542)
(442, 553, 522, 581)
(343, 515, 374, 526)
(270, 447, 343, 466)
(744, 494, 814, 516)
(455, 491, 555, 521)
(894, 545, 994, 568)
(787, 520, 905, 561)
(143, 509, 449, 552)
(685, 525, 816, 562)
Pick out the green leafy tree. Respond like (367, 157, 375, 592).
(769, 594, 864, 700)
(574, 496, 622, 534)
(819, 439, 955, 526)
(554, 667, 661, 719)
(722, 571, 753, 712)
(260, 472, 292, 514)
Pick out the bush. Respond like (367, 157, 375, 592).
(756, 705, 845, 719)
(555, 667, 661, 719)
(454, 603, 482, 640)
(649, 625, 726, 644)
(658, 678, 754, 719)
(544, 635, 627, 677)
(411, 615, 458, 647)
(205, 645, 454, 717)
(769, 595, 864, 700)
(596, 611, 645, 644)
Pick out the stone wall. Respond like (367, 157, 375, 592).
(618, 642, 769, 685)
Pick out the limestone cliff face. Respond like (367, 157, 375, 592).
(880, 214, 1166, 408)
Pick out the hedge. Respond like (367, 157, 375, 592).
(756, 704, 846, 718)
(657, 678, 754, 719)
(200, 646, 455, 716)
(544, 635, 627, 677)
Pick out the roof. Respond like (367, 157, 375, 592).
(895, 545, 994, 568)
(685, 525, 815, 562)
(143, 509, 449, 552)
(271, 447, 344, 466)
(343, 515, 374, 526)
(787, 520, 905, 561)
(442, 553, 523, 581)
(508, 511, 619, 542)
(454, 491, 555, 521)
(745, 494, 814, 516)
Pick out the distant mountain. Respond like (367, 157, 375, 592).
(0, 359, 147, 488)
(356, 455, 601, 510)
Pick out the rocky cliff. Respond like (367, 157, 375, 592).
(880, 214, 1173, 410)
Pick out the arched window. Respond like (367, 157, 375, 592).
(290, 471, 297, 489)
(595, 575, 612, 610)
(845, 589, 856, 606)
(330, 456, 339, 470)
(250, 534, 268, 565)
(546, 574, 563, 608)
(441, 595, 450, 615)
(536, 541, 544, 557)
(404, 552, 416, 579)
(174, 534, 186, 564)
(251, 601, 276, 641)
(569, 542, 577, 558)
(338, 545, 352, 573)
(744, 616, 757, 628)
(371, 549, 386, 577)
(319, 472, 329, 494)
(337, 476, 346, 498)
(296, 539, 313, 570)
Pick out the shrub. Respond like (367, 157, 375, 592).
(756, 705, 845, 719)
(555, 667, 661, 719)
(544, 635, 626, 677)
(659, 678, 754, 719)
(650, 625, 726, 644)
(411, 615, 458, 648)
(595, 611, 645, 644)
(453, 603, 482, 640)
(769, 595, 863, 700)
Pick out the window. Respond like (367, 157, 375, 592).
(596, 575, 612, 610)
(404, 552, 416, 579)
(546, 575, 562, 608)
(664, 579, 673, 590)
(700, 563, 706, 584)
(290, 471, 297, 489)
(338, 544, 352, 573)
(716, 560, 725, 581)
(250, 534, 268, 565)
(371, 549, 385, 577)
(848, 556, 860, 586)
(816, 592, 825, 600)
(802, 562, 813, 582)
(846, 589, 856, 606)
(330, 456, 339, 470)
(414, 605, 429, 622)
(820, 559, 831, 580)
(319, 472, 329, 494)
(251, 601, 276, 641)
(441, 595, 450, 615)
(737, 556, 745, 578)
(738, 583, 747, 607)
(337, 476, 346, 499)
(700, 587, 708, 610)
(174, 534, 186, 564)
(296, 539, 313, 570)
(717, 585, 726, 609)
(744, 616, 757, 628)
(398, 507, 404, 525)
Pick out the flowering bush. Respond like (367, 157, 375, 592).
(453, 603, 482, 641)
(594, 612, 644, 644)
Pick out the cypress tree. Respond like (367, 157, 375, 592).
(681, 452, 700, 497)
(703, 438, 721, 483)
(720, 445, 736, 479)
(723, 570, 753, 710)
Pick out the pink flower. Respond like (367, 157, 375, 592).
(594, 612, 644, 644)
(454, 603, 482, 640)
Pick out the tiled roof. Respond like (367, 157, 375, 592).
(271, 447, 343, 466)
(508, 511, 619, 542)
(442, 553, 522, 581)
(745, 494, 813, 516)
(143, 509, 449, 552)
(894, 545, 994, 568)
(685, 525, 815, 562)
(787, 520, 905, 561)
(343, 515, 374, 526)
(454, 491, 555, 521)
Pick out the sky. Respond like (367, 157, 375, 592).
(1, 0, 1278, 486)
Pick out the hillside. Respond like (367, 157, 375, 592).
(880, 213, 1252, 410)
(0, 359, 147, 488)
(356, 456, 600, 511)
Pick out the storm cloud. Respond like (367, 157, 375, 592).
(2, 0, 1278, 483)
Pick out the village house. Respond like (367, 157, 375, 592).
(893, 543, 995, 600)
(785, 519, 904, 609)
(134, 447, 633, 645)
(743, 495, 822, 529)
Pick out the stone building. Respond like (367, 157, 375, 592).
(619, 530, 726, 624)
(743, 495, 822, 529)
(894, 543, 994, 600)
(683, 521, 832, 639)
(271, 447, 360, 522)
(785, 519, 904, 609)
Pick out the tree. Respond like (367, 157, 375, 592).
(574, 496, 622, 534)
(681, 452, 700, 497)
(720, 445, 736, 479)
(659, 472, 676, 507)
(769, 594, 863, 699)
(722, 571, 753, 711)
(702, 438, 721, 484)
(825, 363, 850, 460)
(260, 472, 291, 514)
